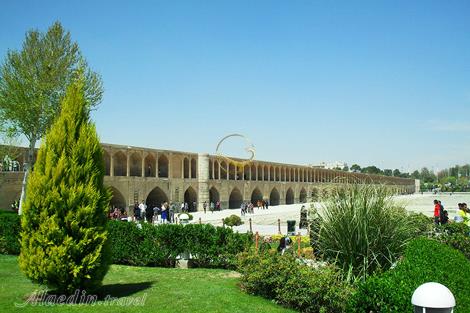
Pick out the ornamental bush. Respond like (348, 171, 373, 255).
(238, 251, 353, 313)
(348, 238, 470, 313)
(223, 214, 243, 227)
(0, 213, 21, 254)
(19, 78, 110, 293)
(108, 222, 252, 269)
(315, 184, 415, 281)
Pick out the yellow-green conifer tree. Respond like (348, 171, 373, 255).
(19, 75, 110, 293)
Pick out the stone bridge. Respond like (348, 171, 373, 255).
(0, 143, 418, 212)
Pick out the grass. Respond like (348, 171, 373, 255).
(0, 255, 294, 313)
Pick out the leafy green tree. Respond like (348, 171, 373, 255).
(362, 166, 382, 175)
(420, 167, 436, 183)
(410, 170, 420, 179)
(342, 165, 349, 172)
(383, 169, 393, 176)
(0, 21, 103, 167)
(350, 164, 361, 173)
(19, 77, 110, 293)
(393, 169, 401, 177)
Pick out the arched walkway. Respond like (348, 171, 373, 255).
(113, 151, 126, 176)
(299, 188, 307, 203)
(184, 186, 198, 212)
(129, 152, 141, 177)
(103, 151, 111, 176)
(191, 159, 197, 178)
(229, 188, 243, 209)
(158, 154, 169, 178)
(109, 187, 126, 209)
(250, 187, 263, 205)
(209, 187, 220, 204)
(286, 188, 294, 204)
(146, 187, 168, 209)
(270, 188, 280, 206)
(183, 158, 190, 179)
(145, 154, 156, 177)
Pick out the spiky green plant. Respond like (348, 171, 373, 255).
(19, 76, 110, 293)
(315, 184, 414, 282)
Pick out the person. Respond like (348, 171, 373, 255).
(184, 202, 189, 213)
(203, 201, 207, 214)
(457, 203, 470, 226)
(277, 236, 286, 254)
(181, 202, 185, 213)
(153, 205, 160, 224)
(265, 199, 269, 210)
(193, 201, 197, 212)
(161, 202, 168, 223)
(216, 200, 221, 211)
(433, 200, 440, 225)
(210, 201, 215, 213)
(134, 202, 139, 221)
(441, 210, 449, 225)
(240, 202, 245, 216)
(438, 201, 445, 223)
(139, 200, 146, 222)
(169, 203, 175, 223)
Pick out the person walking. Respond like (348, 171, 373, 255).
(265, 199, 269, 210)
(433, 200, 440, 225)
(161, 202, 168, 223)
(216, 200, 221, 211)
(184, 202, 189, 213)
(203, 201, 207, 214)
(210, 201, 215, 213)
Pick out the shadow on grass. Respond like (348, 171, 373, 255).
(97, 281, 155, 298)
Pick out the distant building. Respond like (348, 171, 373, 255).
(310, 161, 348, 170)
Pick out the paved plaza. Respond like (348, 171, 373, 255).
(190, 192, 470, 235)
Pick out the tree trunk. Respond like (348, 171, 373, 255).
(18, 138, 36, 215)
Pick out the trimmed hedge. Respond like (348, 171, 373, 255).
(238, 251, 353, 313)
(348, 237, 470, 313)
(0, 213, 21, 255)
(435, 223, 470, 260)
(108, 221, 252, 269)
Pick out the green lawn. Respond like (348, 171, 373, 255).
(0, 255, 294, 313)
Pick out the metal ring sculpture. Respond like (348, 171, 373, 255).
(216, 134, 255, 171)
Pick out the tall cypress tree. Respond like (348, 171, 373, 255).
(19, 75, 110, 293)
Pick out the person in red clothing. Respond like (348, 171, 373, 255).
(433, 199, 440, 225)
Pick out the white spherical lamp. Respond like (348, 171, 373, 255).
(412, 282, 455, 313)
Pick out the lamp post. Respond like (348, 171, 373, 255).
(412, 282, 455, 313)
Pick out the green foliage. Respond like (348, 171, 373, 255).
(223, 214, 243, 227)
(0, 21, 103, 164)
(434, 223, 470, 260)
(18, 78, 110, 293)
(348, 238, 470, 313)
(108, 221, 252, 269)
(0, 213, 20, 254)
(316, 184, 415, 281)
(407, 212, 433, 237)
(238, 251, 353, 313)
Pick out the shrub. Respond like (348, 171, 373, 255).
(0, 213, 21, 255)
(434, 223, 470, 260)
(238, 251, 353, 313)
(223, 214, 243, 227)
(408, 212, 433, 237)
(315, 184, 415, 281)
(348, 238, 470, 313)
(19, 78, 110, 294)
(108, 221, 251, 269)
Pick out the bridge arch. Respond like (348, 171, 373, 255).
(103, 150, 111, 176)
(229, 187, 243, 209)
(209, 186, 220, 204)
(158, 154, 169, 178)
(146, 186, 168, 209)
(144, 154, 156, 177)
(269, 187, 280, 206)
(299, 187, 307, 203)
(109, 186, 126, 209)
(183, 158, 190, 178)
(184, 186, 198, 212)
(129, 152, 142, 177)
(250, 187, 263, 205)
(286, 187, 294, 204)
(113, 151, 126, 176)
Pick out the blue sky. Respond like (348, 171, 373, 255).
(1, 0, 469, 172)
